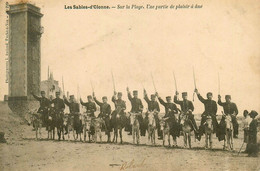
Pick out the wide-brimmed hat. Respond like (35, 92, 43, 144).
(249, 110, 258, 118)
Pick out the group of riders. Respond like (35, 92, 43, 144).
(30, 87, 258, 156)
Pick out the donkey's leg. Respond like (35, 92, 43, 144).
(119, 128, 123, 144)
(205, 133, 208, 149)
(153, 129, 156, 145)
(99, 130, 102, 143)
(132, 127, 135, 144)
(35, 127, 38, 140)
(137, 128, 140, 145)
(168, 133, 171, 147)
(115, 128, 118, 143)
(184, 133, 187, 148)
(162, 131, 165, 146)
(188, 133, 191, 149)
(209, 133, 212, 149)
(173, 136, 177, 147)
(112, 128, 115, 143)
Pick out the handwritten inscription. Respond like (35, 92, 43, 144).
(120, 159, 146, 170)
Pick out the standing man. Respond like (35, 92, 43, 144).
(31, 91, 50, 127)
(80, 95, 97, 118)
(218, 95, 239, 138)
(93, 92, 112, 142)
(174, 91, 200, 140)
(156, 92, 179, 144)
(194, 89, 218, 135)
(127, 87, 144, 136)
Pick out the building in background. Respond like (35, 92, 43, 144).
(40, 69, 62, 100)
(6, 3, 43, 115)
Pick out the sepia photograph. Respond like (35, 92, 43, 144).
(0, 0, 259, 170)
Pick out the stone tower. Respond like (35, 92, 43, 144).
(6, 3, 43, 115)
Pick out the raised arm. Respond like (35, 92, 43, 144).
(127, 87, 133, 101)
(80, 98, 87, 106)
(64, 97, 70, 106)
(197, 94, 206, 103)
(93, 97, 103, 107)
(155, 102, 160, 112)
(31, 93, 41, 101)
(190, 101, 194, 112)
(174, 95, 181, 105)
(158, 97, 166, 107)
(217, 95, 225, 106)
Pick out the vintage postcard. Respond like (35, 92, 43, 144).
(0, 0, 259, 170)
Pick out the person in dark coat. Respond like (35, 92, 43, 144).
(64, 95, 82, 135)
(80, 95, 97, 117)
(31, 91, 50, 127)
(194, 89, 218, 135)
(247, 110, 258, 157)
(144, 89, 160, 138)
(51, 92, 65, 113)
(111, 91, 127, 129)
(242, 110, 251, 153)
(174, 91, 200, 140)
(80, 95, 97, 135)
(218, 95, 239, 138)
(127, 87, 144, 136)
(93, 93, 112, 142)
(156, 92, 180, 140)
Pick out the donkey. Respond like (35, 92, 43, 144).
(159, 117, 171, 146)
(129, 112, 141, 145)
(204, 115, 213, 149)
(63, 113, 74, 141)
(179, 113, 192, 148)
(53, 111, 65, 141)
(112, 109, 126, 144)
(147, 111, 157, 145)
(223, 114, 233, 150)
(28, 110, 42, 140)
(82, 113, 95, 142)
(93, 117, 106, 143)
(46, 108, 55, 140)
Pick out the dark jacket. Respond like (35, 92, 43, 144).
(80, 99, 97, 117)
(174, 96, 194, 113)
(51, 98, 65, 112)
(218, 100, 238, 115)
(64, 99, 80, 113)
(127, 93, 143, 113)
(197, 94, 217, 116)
(144, 95, 160, 112)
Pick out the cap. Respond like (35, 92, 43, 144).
(70, 95, 74, 99)
(56, 91, 60, 95)
(40, 91, 45, 94)
(166, 96, 171, 99)
(133, 90, 138, 94)
(182, 92, 188, 96)
(102, 96, 107, 100)
(151, 94, 156, 98)
(118, 92, 122, 96)
(225, 95, 231, 99)
(87, 95, 92, 99)
(207, 92, 213, 96)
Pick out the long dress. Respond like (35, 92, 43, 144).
(247, 119, 258, 157)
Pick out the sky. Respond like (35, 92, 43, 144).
(0, 0, 260, 115)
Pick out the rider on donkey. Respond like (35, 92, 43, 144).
(127, 88, 144, 136)
(143, 89, 160, 137)
(64, 95, 81, 134)
(174, 91, 200, 140)
(31, 91, 51, 127)
(218, 95, 239, 138)
(156, 93, 179, 140)
(93, 93, 112, 142)
(111, 91, 127, 128)
(194, 89, 218, 137)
